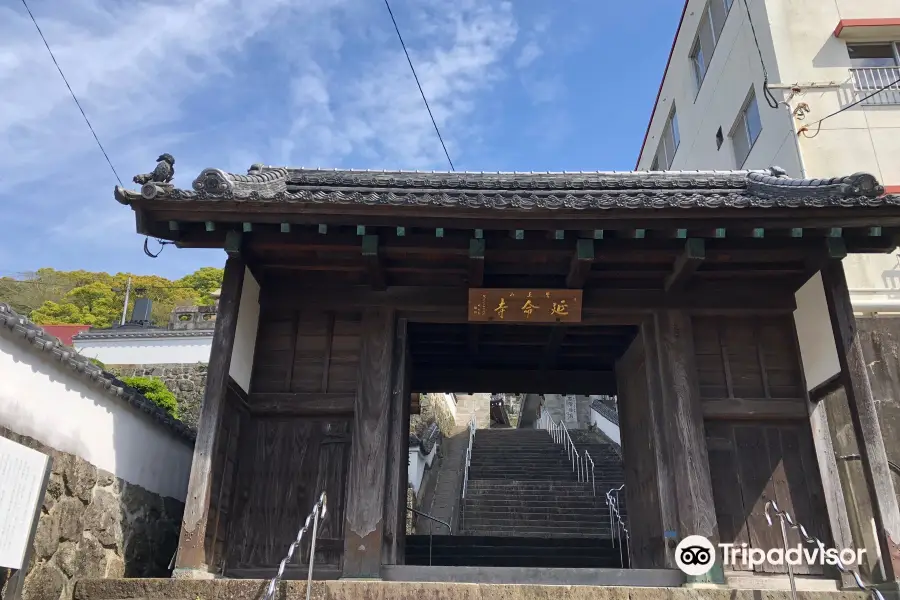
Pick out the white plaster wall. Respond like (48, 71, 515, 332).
(0, 336, 193, 500)
(408, 443, 437, 496)
(793, 272, 841, 390)
(73, 336, 212, 365)
(636, 0, 803, 177)
(229, 268, 261, 393)
(765, 0, 900, 186)
(590, 409, 621, 445)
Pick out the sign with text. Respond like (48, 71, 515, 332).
(0, 436, 52, 570)
(468, 289, 583, 323)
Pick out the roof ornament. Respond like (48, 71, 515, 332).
(133, 153, 175, 200)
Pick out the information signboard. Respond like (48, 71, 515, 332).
(0, 434, 52, 592)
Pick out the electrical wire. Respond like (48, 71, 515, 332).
(382, 0, 455, 171)
(20, 0, 177, 258)
(740, 0, 779, 109)
(20, 0, 124, 187)
(798, 76, 900, 138)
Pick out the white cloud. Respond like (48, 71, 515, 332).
(515, 41, 542, 69)
(0, 0, 519, 273)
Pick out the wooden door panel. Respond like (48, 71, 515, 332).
(707, 422, 830, 575)
(226, 417, 351, 570)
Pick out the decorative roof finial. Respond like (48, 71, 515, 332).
(132, 153, 175, 200)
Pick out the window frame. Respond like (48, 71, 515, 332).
(730, 89, 762, 168)
(653, 106, 681, 170)
(688, 0, 736, 96)
(846, 41, 900, 68)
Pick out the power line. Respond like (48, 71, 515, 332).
(798, 76, 900, 138)
(382, 0, 455, 171)
(740, 0, 779, 109)
(20, 0, 124, 187)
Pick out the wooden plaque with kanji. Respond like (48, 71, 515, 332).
(468, 289, 583, 324)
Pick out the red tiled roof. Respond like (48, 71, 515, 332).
(40, 324, 92, 346)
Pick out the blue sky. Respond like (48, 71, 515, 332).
(0, 0, 683, 280)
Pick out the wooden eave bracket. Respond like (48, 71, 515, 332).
(469, 238, 486, 287)
(362, 234, 386, 290)
(566, 239, 595, 289)
(664, 238, 705, 293)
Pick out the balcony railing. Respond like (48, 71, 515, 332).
(850, 66, 900, 105)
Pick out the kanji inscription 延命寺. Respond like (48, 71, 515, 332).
(468, 289, 583, 323)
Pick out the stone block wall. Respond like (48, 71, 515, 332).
(108, 363, 206, 429)
(540, 394, 592, 429)
(410, 393, 458, 438)
(0, 427, 184, 600)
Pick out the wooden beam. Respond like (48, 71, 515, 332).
(411, 368, 616, 395)
(468, 325, 481, 361)
(343, 308, 395, 578)
(247, 392, 354, 415)
(468, 238, 485, 287)
(640, 316, 678, 569)
(821, 260, 900, 581)
(664, 238, 705, 293)
(362, 234, 386, 290)
(566, 239, 595, 289)
(383, 318, 409, 565)
(701, 399, 807, 420)
(654, 310, 723, 584)
(174, 257, 245, 575)
(262, 283, 798, 313)
(224, 231, 243, 259)
(540, 325, 568, 370)
(803, 237, 847, 281)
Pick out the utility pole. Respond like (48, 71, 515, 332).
(120, 277, 132, 326)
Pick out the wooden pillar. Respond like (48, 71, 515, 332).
(174, 257, 245, 577)
(342, 308, 396, 578)
(382, 318, 410, 565)
(641, 316, 679, 569)
(654, 310, 723, 584)
(821, 260, 900, 582)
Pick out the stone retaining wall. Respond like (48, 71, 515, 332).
(0, 427, 183, 600)
(108, 363, 206, 429)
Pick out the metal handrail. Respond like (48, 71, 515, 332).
(461, 413, 476, 499)
(606, 484, 630, 567)
(765, 500, 883, 600)
(537, 408, 595, 495)
(264, 491, 327, 600)
(407, 506, 451, 567)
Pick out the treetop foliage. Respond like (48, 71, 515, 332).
(0, 267, 224, 329)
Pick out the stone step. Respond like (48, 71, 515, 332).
(75, 576, 866, 597)
(463, 508, 622, 520)
(460, 525, 613, 537)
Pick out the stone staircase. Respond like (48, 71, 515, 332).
(460, 428, 626, 539)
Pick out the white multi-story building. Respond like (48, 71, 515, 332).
(636, 0, 900, 309)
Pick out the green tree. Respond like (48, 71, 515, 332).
(177, 267, 225, 304)
(120, 376, 179, 419)
(1, 266, 225, 328)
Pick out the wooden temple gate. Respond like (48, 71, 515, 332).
(113, 164, 900, 586)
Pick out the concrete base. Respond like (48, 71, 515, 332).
(171, 567, 217, 580)
(73, 579, 871, 600)
(382, 566, 683, 587)
(725, 573, 841, 592)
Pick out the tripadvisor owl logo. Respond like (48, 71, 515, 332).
(675, 535, 716, 576)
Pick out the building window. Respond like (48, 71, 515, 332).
(653, 107, 681, 170)
(847, 43, 900, 105)
(689, 0, 735, 93)
(731, 90, 761, 167)
(848, 43, 899, 69)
